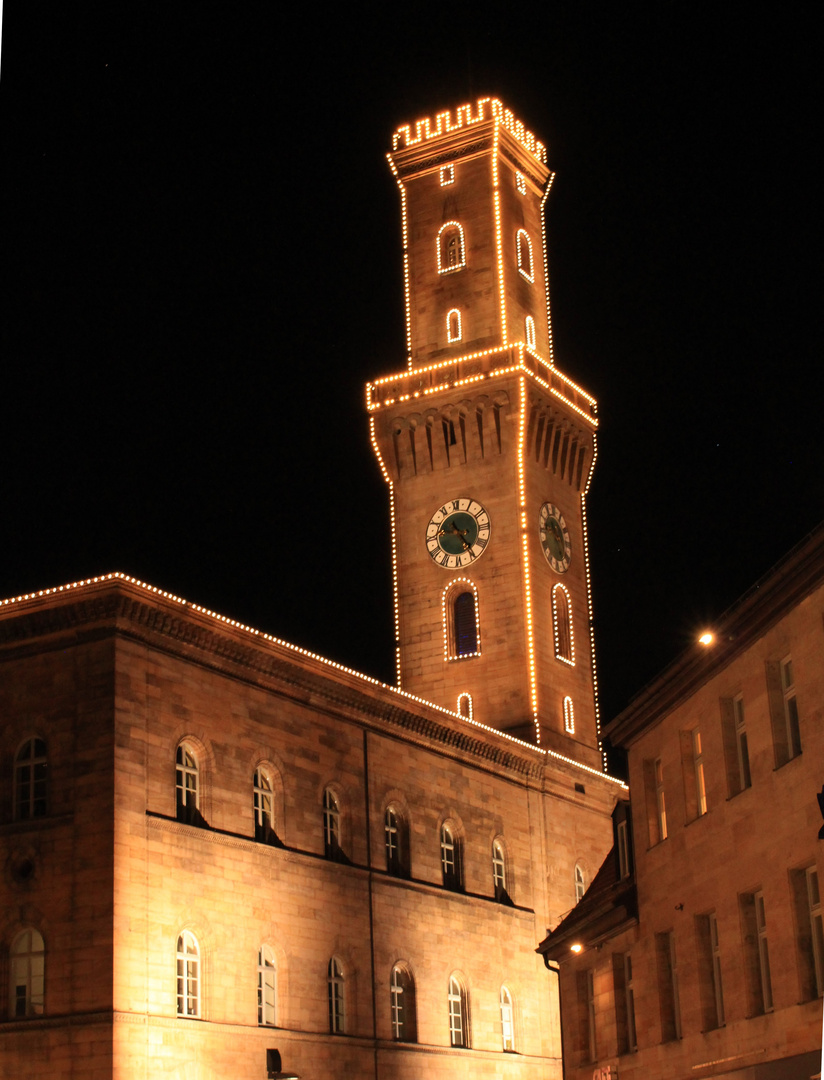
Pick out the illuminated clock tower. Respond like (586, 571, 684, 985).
(369, 98, 602, 768)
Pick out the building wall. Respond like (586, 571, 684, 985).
(557, 574, 824, 1080)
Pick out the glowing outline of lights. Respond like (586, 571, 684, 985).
(540, 171, 556, 367)
(436, 221, 466, 275)
(369, 414, 403, 687)
(391, 97, 547, 165)
(385, 153, 413, 367)
(517, 369, 541, 744)
(516, 171, 527, 195)
(552, 583, 575, 667)
(446, 308, 462, 344)
(516, 229, 534, 283)
(525, 316, 536, 349)
(442, 577, 481, 661)
(457, 693, 473, 721)
(579, 436, 606, 769)
(563, 696, 575, 735)
(492, 120, 507, 347)
(440, 165, 455, 186)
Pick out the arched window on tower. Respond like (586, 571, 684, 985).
(575, 863, 586, 903)
(447, 308, 462, 343)
(457, 693, 473, 720)
(175, 743, 202, 825)
(448, 974, 470, 1047)
(437, 223, 466, 273)
(564, 696, 575, 735)
(516, 229, 534, 281)
(492, 839, 511, 904)
(525, 315, 536, 349)
(14, 737, 47, 821)
(384, 805, 409, 878)
(257, 945, 276, 1026)
(253, 767, 278, 844)
(500, 985, 515, 1051)
(440, 823, 463, 892)
(444, 580, 481, 660)
(390, 964, 417, 1042)
(176, 931, 200, 1018)
(552, 584, 574, 664)
(323, 788, 343, 860)
(328, 958, 345, 1034)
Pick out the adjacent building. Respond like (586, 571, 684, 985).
(539, 523, 824, 1080)
(1, 98, 625, 1079)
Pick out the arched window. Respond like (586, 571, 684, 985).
(564, 696, 575, 735)
(390, 964, 417, 1042)
(437, 223, 466, 273)
(492, 839, 510, 903)
(253, 767, 276, 843)
(444, 579, 481, 661)
(575, 864, 586, 903)
(500, 985, 515, 1051)
(175, 743, 200, 825)
(439, 164, 455, 186)
(552, 584, 574, 664)
(525, 315, 536, 348)
(176, 931, 200, 1018)
(516, 229, 533, 281)
(10, 929, 45, 1018)
(14, 738, 47, 820)
(328, 958, 345, 1034)
(447, 308, 462, 343)
(384, 805, 409, 877)
(441, 823, 463, 891)
(323, 788, 341, 859)
(448, 974, 469, 1047)
(457, 693, 473, 720)
(258, 945, 276, 1026)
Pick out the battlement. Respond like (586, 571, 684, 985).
(391, 97, 547, 164)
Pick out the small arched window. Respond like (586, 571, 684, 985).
(10, 929, 45, 1018)
(441, 824, 463, 891)
(439, 164, 455, 186)
(525, 315, 536, 348)
(453, 591, 478, 657)
(175, 744, 200, 825)
(176, 931, 200, 1018)
(516, 229, 534, 281)
(492, 839, 510, 903)
(323, 788, 342, 860)
(253, 767, 276, 843)
(328, 958, 345, 1034)
(575, 864, 586, 904)
(564, 696, 575, 735)
(457, 693, 473, 720)
(14, 738, 47, 820)
(258, 945, 276, 1026)
(390, 964, 417, 1042)
(447, 308, 462, 343)
(500, 985, 515, 1051)
(437, 223, 466, 273)
(552, 584, 574, 664)
(384, 806, 409, 877)
(448, 974, 469, 1047)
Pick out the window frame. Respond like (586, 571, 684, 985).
(257, 945, 277, 1027)
(437, 222, 466, 274)
(755, 890, 774, 1013)
(446, 308, 462, 343)
(492, 839, 509, 903)
(693, 729, 707, 816)
(552, 584, 574, 665)
(524, 314, 536, 348)
(655, 757, 668, 841)
(499, 984, 514, 1051)
(9, 928, 45, 1019)
(440, 823, 463, 891)
(443, 578, 481, 661)
(448, 974, 469, 1048)
(328, 957, 345, 1034)
(781, 656, 802, 758)
(516, 229, 534, 281)
(175, 743, 199, 824)
(390, 964, 416, 1042)
(575, 863, 586, 904)
(323, 787, 341, 859)
(563, 695, 575, 735)
(709, 912, 725, 1027)
(14, 737, 48, 821)
(176, 930, 200, 1018)
(733, 695, 752, 791)
(807, 867, 823, 998)
(254, 766, 275, 842)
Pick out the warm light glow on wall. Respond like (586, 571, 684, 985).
(442, 577, 481, 660)
(564, 696, 575, 735)
(446, 308, 462, 343)
(517, 372, 541, 744)
(392, 97, 547, 164)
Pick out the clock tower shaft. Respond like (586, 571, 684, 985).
(369, 99, 603, 768)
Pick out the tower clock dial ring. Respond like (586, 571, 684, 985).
(425, 498, 491, 569)
(539, 502, 571, 573)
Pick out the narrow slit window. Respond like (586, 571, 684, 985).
(14, 738, 48, 820)
(500, 985, 514, 1050)
(447, 308, 462, 343)
(516, 229, 534, 281)
(563, 695, 575, 734)
(175, 744, 200, 825)
(328, 958, 345, 1034)
(457, 693, 473, 719)
(525, 315, 536, 348)
(257, 945, 276, 1026)
(552, 584, 574, 663)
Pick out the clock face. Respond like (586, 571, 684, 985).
(539, 502, 571, 573)
(425, 498, 491, 569)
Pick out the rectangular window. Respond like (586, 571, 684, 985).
(766, 657, 802, 766)
(693, 730, 707, 816)
(807, 867, 824, 997)
(790, 865, 824, 1000)
(617, 819, 630, 879)
(696, 912, 725, 1029)
(733, 696, 752, 791)
(586, 969, 596, 1062)
(643, 758, 667, 845)
(740, 890, 772, 1015)
(655, 758, 668, 840)
(625, 954, 637, 1052)
(613, 953, 636, 1054)
(721, 695, 752, 796)
(755, 891, 773, 1012)
(656, 931, 682, 1041)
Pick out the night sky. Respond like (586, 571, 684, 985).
(2, 7, 819, 750)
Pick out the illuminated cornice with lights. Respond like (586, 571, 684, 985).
(0, 573, 626, 787)
(392, 97, 547, 165)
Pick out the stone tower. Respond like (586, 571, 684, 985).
(369, 98, 602, 767)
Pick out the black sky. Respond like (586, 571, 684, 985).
(1, 5, 819, 738)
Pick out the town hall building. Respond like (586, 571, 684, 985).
(0, 99, 625, 1079)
